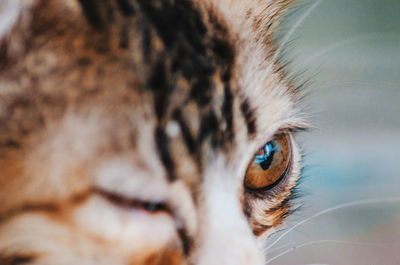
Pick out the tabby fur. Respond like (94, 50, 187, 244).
(0, 0, 306, 264)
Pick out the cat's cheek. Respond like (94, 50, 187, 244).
(73, 195, 179, 254)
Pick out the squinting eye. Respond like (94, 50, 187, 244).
(244, 133, 292, 190)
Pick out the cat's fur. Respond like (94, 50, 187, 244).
(0, 0, 306, 264)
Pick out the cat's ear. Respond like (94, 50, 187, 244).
(0, 0, 27, 72)
(0, 0, 85, 69)
(0, 0, 24, 40)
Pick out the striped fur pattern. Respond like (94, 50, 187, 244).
(0, 0, 305, 264)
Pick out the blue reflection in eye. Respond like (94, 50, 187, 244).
(254, 142, 276, 164)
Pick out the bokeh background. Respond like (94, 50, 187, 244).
(268, 0, 400, 264)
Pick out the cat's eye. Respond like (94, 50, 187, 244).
(244, 133, 292, 190)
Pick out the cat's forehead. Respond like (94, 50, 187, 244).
(0, 0, 303, 165)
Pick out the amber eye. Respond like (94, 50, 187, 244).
(244, 133, 292, 190)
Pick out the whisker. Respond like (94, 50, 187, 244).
(266, 239, 391, 255)
(265, 239, 393, 265)
(301, 32, 400, 67)
(274, 0, 323, 61)
(266, 242, 295, 254)
(305, 80, 400, 93)
(296, 263, 329, 265)
(316, 80, 400, 90)
(265, 197, 400, 251)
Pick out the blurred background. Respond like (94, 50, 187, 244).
(269, 0, 400, 264)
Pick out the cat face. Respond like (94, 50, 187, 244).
(0, 0, 305, 264)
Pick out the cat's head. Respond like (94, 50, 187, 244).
(0, 0, 305, 264)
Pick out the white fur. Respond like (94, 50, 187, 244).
(95, 159, 170, 202)
(0, 209, 176, 264)
(24, 114, 105, 199)
(73, 195, 177, 251)
(195, 157, 265, 265)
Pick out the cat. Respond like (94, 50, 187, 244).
(0, 0, 306, 264)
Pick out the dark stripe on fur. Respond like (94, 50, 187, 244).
(177, 228, 191, 256)
(210, 18, 235, 141)
(119, 24, 130, 49)
(0, 40, 9, 72)
(0, 204, 58, 224)
(253, 223, 272, 237)
(77, 0, 108, 30)
(0, 190, 94, 224)
(136, 0, 216, 108)
(136, 0, 207, 50)
(95, 188, 169, 213)
(264, 198, 291, 220)
(243, 199, 252, 218)
(240, 99, 257, 136)
(149, 60, 172, 120)
(0, 255, 35, 265)
(1, 139, 21, 149)
(222, 78, 234, 141)
(198, 111, 220, 147)
(155, 127, 176, 181)
(135, 0, 234, 120)
(75, 0, 236, 163)
(117, 0, 135, 16)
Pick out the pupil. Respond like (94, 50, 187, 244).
(254, 142, 276, 170)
